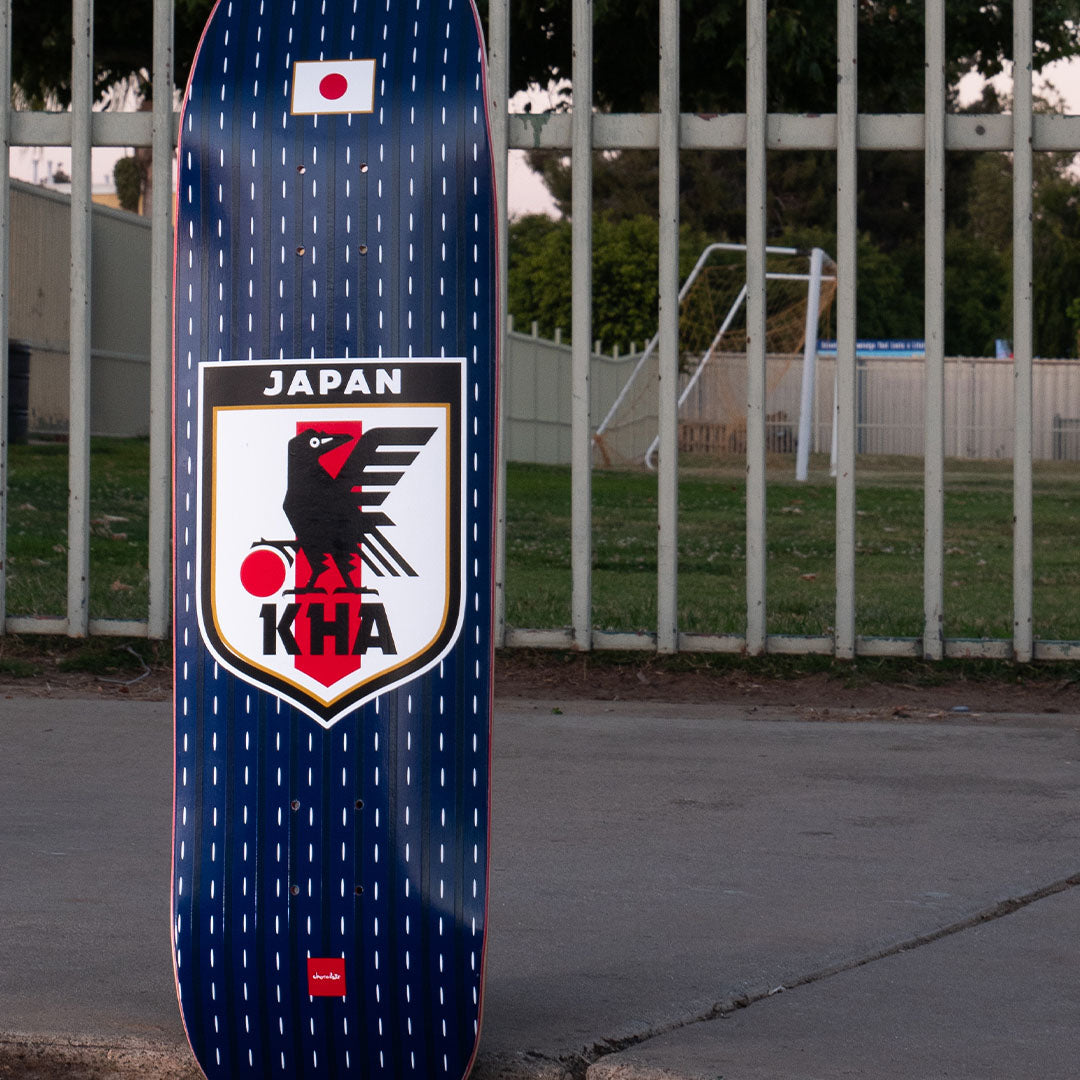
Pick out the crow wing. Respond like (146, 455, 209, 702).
(337, 426, 436, 508)
(332, 426, 438, 580)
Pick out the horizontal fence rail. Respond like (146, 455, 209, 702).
(1, 0, 1079, 663)
(506, 111, 1080, 153)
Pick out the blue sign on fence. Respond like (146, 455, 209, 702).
(817, 339, 926, 359)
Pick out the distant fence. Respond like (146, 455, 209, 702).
(680, 353, 1080, 464)
(848, 356, 1080, 461)
(505, 321, 640, 465)
(510, 336, 1080, 467)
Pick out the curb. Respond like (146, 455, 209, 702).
(0, 1034, 201, 1080)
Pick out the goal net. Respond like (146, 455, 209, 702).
(593, 244, 837, 468)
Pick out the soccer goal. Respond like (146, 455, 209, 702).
(592, 243, 837, 474)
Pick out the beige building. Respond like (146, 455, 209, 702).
(8, 179, 151, 437)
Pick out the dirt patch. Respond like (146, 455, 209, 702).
(492, 651, 1080, 722)
(0, 1037, 200, 1080)
(0, 669, 172, 702)
(2, 645, 1080, 722)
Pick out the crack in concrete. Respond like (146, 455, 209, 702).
(6, 875, 1079, 1079)
(558, 870, 1080, 1079)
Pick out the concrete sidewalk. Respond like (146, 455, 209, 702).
(1, 694, 1078, 1078)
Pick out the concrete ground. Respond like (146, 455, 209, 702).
(1, 694, 1078, 1078)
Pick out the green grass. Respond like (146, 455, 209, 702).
(7, 440, 1080, 645)
(505, 455, 1080, 642)
(5, 438, 151, 620)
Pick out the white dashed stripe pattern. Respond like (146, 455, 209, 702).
(172, 0, 495, 1077)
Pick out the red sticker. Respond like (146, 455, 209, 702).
(308, 957, 347, 997)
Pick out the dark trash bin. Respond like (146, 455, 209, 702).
(7, 340, 29, 444)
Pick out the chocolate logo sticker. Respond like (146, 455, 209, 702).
(307, 957, 347, 997)
(196, 357, 464, 727)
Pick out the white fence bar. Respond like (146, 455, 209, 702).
(923, 0, 946, 660)
(488, 0, 510, 647)
(0, 2, 9, 633)
(1013, 4, 1034, 661)
(570, 0, 594, 650)
(146, 0, 173, 640)
(66, 0, 94, 637)
(833, 0, 858, 659)
(655, 0, 679, 653)
(6, 615, 149, 636)
(744, 0, 767, 655)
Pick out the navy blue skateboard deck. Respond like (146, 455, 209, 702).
(171, 1, 496, 1076)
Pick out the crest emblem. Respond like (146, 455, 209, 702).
(196, 357, 464, 726)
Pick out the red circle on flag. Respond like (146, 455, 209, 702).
(319, 73, 348, 101)
(240, 549, 287, 597)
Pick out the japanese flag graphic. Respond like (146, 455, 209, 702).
(291, 59, 376, 115)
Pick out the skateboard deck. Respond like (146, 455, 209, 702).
(171, 1, 496, 1076)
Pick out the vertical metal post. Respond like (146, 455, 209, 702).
(1012, 2, 1034, 661)
(834, 0, 858, 658)
(147, 0, 174, 640)
(571, 0, 593, 650)
(67, 0, 94, 636)
(0, 1, 10, 631)
(923, 0, 946, 659)
(488, 0, 510, 647)
(656, 0, 680, 652)
(795, 248, 824, 482)
(744, 0, 767, 653)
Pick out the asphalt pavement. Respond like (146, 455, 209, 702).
(1, 693, 1078, 1078)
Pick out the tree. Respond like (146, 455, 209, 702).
(477, 0, 1080, 115)
(508, 213, 708, 348)
(11, 0, 214, 216)
(1031, 161, 1080, 358)
(113, 155, 147, 213)
(521, 22, 1080, 355)
(932, 90, 1080, 358)
(10, 0, 212, 106)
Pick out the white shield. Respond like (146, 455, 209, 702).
(195, 357, 465, 726)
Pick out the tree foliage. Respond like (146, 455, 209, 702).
(477, 0, 1080, 113)
(17, 1, 1078, 113)
(508, 214, 709, 348)
(113, 155, 146, 213)
(10, 0, 213, 105)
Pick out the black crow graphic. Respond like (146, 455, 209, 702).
(277, 426, 436, 594)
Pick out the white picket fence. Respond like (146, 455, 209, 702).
(1, 0, 1079, 663)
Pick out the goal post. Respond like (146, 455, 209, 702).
(592, 243, 837, 473)
(795, 245, 826, 482)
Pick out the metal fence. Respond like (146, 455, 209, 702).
(489, 0, 1078, 663)
(1, 0, 1077, 662)
(0, 0, 172, 639)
